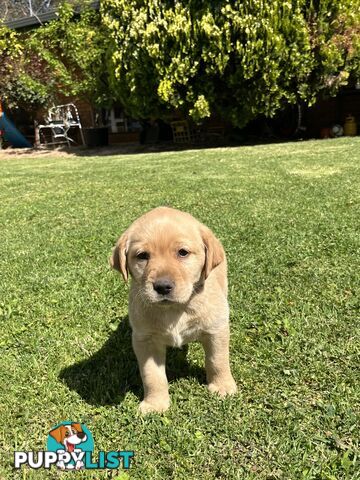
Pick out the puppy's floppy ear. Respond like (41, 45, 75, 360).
(200, 224, 225, 279)
(49, 425, 66, 444)
(110, 231, 129, 282)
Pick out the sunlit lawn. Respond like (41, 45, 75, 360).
(0, 138, 359, 479)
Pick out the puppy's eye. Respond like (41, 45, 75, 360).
(136, 251, 150, 260)
(178, 249, 189, 257)
(65, 431, 70, 437)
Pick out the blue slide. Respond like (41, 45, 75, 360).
(0, 112, 32, 148)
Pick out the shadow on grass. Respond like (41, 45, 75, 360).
(59, 316, 205, 406)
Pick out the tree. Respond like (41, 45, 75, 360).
(0, 2, 111, 120)
(0, 26, 51, 111)
(304, 0, 360, 97)
(102, 0, 360, 127)
(30, 2, 111, 121)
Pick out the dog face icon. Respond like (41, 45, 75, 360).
(49, 423, 87, 453)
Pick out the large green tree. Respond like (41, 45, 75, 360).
(103, 0, 360, 127)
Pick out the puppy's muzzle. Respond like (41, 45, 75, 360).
(153, 277, 174, 296)
(77, 432, 86, 440)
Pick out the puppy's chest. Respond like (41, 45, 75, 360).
(165, 324, 199, 348)
(156, 315, 200, 348)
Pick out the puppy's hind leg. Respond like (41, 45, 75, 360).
(132, 335, 170, 414)
(200, 327, 237, 397)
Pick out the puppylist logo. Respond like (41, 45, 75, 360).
(14, 421, 134, 471)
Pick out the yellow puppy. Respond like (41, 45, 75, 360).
(111, 207, 237, 413)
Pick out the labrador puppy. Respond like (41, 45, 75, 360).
(110, 207, 237, 413)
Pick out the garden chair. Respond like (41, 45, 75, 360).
(37, 103, 85, 147)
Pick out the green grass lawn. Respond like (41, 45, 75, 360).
(0, 138, 359, 479)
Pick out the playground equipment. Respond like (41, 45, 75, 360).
(37, 103, 85, 147)
(0, 102, 32, 148)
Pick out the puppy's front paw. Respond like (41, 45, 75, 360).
(139, 397, 170, 414)
(208, 377, 237, 397)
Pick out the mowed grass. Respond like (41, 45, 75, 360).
(0, 138, 359, 480)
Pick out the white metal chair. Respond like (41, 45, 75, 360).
(37, 103, 85, 147)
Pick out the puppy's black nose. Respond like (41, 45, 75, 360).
(153, 278, 174, 295)
(77, 432, 86, 439)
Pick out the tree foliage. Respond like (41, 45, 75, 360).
(305, 0, 360, 95)
(0, 2, 110, 115)
(103, 0, 360, 127)
(1, 1, 360, 127)
(30, 3, 111, 108)
(0, 25, 49, 110)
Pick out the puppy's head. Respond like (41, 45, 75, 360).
(110, 207, 224, 305)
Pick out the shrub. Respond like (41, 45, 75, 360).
(103, 0, 360, 127)
(0, 26, 50, 111)
(0, 2, 111, 116)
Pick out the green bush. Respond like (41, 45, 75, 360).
(30, 3, 112, 110)
(0, 26, 46, 111)
(304, 0, 360, 96)
(103, 0, 360, 127)
(0, 3, 110, 115)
